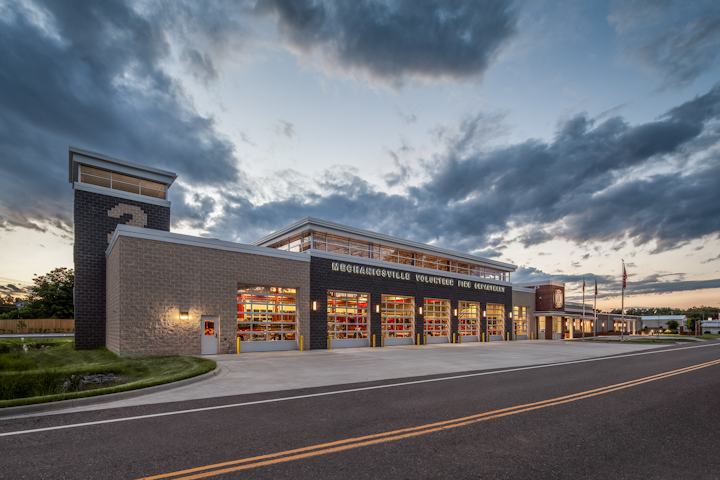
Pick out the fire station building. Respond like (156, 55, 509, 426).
(69, 147, 639, 356)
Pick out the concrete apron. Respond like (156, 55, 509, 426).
(34, 340, 667, 415)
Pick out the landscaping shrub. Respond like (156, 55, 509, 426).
(0, 338, 215, 407)
(0, 369, 125, 400)
(0, 353, 37, 372)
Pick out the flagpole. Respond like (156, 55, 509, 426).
(593, 278, 597, 339)
(582, 276, 585, 341)
(621, 260, 625, 342)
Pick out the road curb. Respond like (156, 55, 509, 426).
(0, 365, 221, 418)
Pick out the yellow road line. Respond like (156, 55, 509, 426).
(141, 359, 720, 480)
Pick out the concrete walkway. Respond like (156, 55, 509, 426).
(39, 340, 671, 414)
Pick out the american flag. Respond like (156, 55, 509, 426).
(595, 278, 598, 296)
(622, 262, 627, 290)
(583, 276, 585, 292)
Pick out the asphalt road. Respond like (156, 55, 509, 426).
(1, 341, 719, 479)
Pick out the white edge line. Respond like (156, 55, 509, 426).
(1, 342, 718, 437)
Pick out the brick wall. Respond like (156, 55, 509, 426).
(309, 256, 512, 349)
(535, 285, 564, 312)
(106, 244, 121, 353)
(74, 189, 170, 349)
(108, 236, 310, 356)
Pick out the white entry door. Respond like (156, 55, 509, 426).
(201, 316, 219, 355)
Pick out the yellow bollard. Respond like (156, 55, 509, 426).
(460, 334, 462, 344)
(237, 337, 241, 354)
(531, 332, 534, 340)
(373, 334, 376, 348)
(482, 332, 485, 342)
(507, 332, 510, 341)
(328, 337, 332, 350)
(382, 335, 385, 347)
(416, 334, 420, 345)
(300, 335, 304, 351)
(453, 333, 456, 344)
(425, 333, 428, 345)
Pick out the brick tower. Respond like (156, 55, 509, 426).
(69, 147, 177, 349)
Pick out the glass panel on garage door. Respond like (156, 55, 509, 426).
(424, 299, 450, 337)
(381, 295, 414, 338)
(513, 306, 528, 339)
(487, 304, 505, 337)
(237, 286, 296, 342)
(327, 291, 368, 339)
(459, 301, 479, 337)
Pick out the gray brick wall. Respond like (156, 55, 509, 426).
(108, 236, 310, 356)
(74, 189, 170, 349)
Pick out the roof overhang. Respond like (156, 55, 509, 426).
(251, 217, 517, 272)
(68, 146, 178, 187)
(514, 281, 565, 288)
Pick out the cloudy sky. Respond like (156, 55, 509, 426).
(1, 0, 719, 310)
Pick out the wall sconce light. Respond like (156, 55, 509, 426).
(312, 301, 318, 311)
(509, 311, 513, 319)
(454, 308, 458, 317)
(375, 304, 380, 314)
(483, 311, 486, 318)
(602, 322, 605, 327)
(419, 307, 423, 315)
(179, 311, 189, 320)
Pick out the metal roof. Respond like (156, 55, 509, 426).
(251, 216, 517, 271)
(68, 146, 177, 186)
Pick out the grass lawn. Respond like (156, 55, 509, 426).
(0, 338, 215, 408)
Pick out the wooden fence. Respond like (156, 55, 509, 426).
(0, 319, 74, 334)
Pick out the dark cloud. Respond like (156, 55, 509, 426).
(168, 183, 219, 231)
(0, 283, 30, 297)
(181, 47, 220, 84)
(396, 109, 418, 124)
(514, 266, 720, 301)
(405, 82, 720, 253)
(238, 131, 256, 146)
(258, 0, 518, 86)
(2, 0, 719, 288)
(186, 82, 720, 262)
(609, 0, 720, 88)
(0, 0, 243, 232)
(275, 120, 296, 139)
(702, 254, 720, 264)
(382, 147, 411, 187)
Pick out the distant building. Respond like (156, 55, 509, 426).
(641, 315, 686, 330)
(701, 319, 720, 334)
(13, 300, 28, 309)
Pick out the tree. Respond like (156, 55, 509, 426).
(667, 320, 679, 330)
(29, 268, 74, 318)
(0, 295, 17, 314)
(0, 268, 75, 320)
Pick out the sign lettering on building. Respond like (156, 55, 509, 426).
(331, 262, 505, 292)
